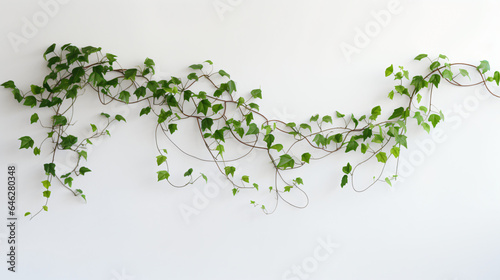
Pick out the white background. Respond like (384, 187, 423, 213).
(1, 0, 500, 279)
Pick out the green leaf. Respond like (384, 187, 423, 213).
(136, 106, 150, 116)
(212, 104, 223, 114)
(270, 144, 283, 152)
(101, 112, 110, 118)
(330, 134, 343, 143)
(248, 103, 260, 111)
(119, 90, 130, 103)
(224, 166, 236, 177)
(146, 81, 159, 93)
(79, 167, 91, 175)
(227, 80, 237, 94)
(389, 107, 405, 120)
(204, 60, 213, 65)
(144, 57, 155, 68)
(362, 128, 373, 141)
(388, 90, 395, 99)
(24, 212, 31, 216)
(232, 188, 238, 196)
(219, 70, 230, 78)
(394, 85, 408, 96)
(429, 61, 441, 71)
(42, 180, 51, 189)
(413, 111, 424, 125)
(201, 173, 208, 182)
(459, 69, 470, 79)
(385, 177, 392, 186)
(170, 76, 182, 85)
(197, 99, 211, 115)
(157, 155, 167, 166)
(301, 152, 311, 163)
(19, 136, 35, 149)
(428, 114, 441, 127)
(90, 123, 97, 132)
(246, 123, 259, 135)
(64, 177, 73, 188)
(124, 68, 138, 80)
(212, 129, 226, 142)
(43, 43, 56, 60)
(251, 89, 262, 99)
(294, 177, 304, 185)
(30, 85, 45, 95)
(322, 115, 333, 124)
(361, 143, 369, 154)
(88, 72, 105, 86)
(442, 69, 453, 80)
(23, 96, 37, 108)
(342, 163, 352, 174)
(370, 106, 381, 121)
(242, 175, 250, 183)
(115, 114, 126, 122)
(60, 135, 78, 149)
(43, 190, 51, 198)
(372, 134, 384, 144)
(313, 134, 327, 147)
(78, 150, 88, 160)
(429, 74, 441, 88)
(236, 97, 245, 107)
(168, 123, 178, 134)
(158, 109, 172, 123)
(157, 170, 170, 181)
(410, 75, 428, 92)
(385, 64, 393, 77)
(244, 113, 253, 126)
(189, 64, 203, 70)
(494, 71, 500, 86)
(277, 154, 295, 169)
(30, 113, 39, 124)
(300, 123, 312, 132)
(52, 115, 67, 126)
(477, 60, 490, 74)
(341, 175, 348, 188)
(33, 147, 40, 155)
(310, 114, 319, 122)
(414, 54, 428, 61)
(201, 118, 214, 131)
(391, 146, 400, 158)
(43, 206, 48, 211)
(105, 53, 117, 64)
(184, 168, 193, 177)
(187, 73, 198, 81)
(422, 122, 431, 133)
(263, 134, 275, 148)
(1, 80, 17, 90)
(284, 186, 293, 192)
(395, 134, 408, 148)
(44, 163, 56, 176)
(215, 144, 224, 157)
(345, 138, 359, 153)
(133, 87, 147, 99)
(376, 152, 388, 163)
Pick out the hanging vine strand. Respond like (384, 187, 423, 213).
(2, 44, 499, 218)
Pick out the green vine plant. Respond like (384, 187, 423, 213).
(3, 44, 499, 219)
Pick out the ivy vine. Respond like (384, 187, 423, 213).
(3, 44, 499, 218)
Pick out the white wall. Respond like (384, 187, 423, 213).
(1, 0, 500, 279)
